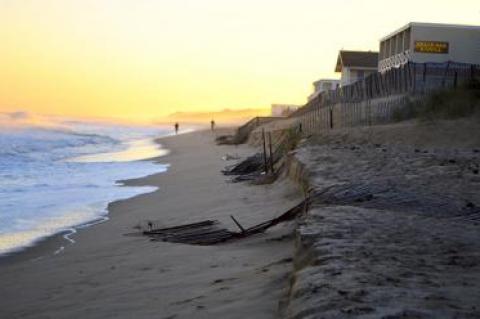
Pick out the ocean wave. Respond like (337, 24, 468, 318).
(0, 116, 173, 255)
(0, 127, 120, 160)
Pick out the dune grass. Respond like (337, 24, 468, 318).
(393, 80, 480, 122)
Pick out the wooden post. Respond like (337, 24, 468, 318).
(329, 108, 333, 129)
(392, 68, 396, 93)
(396, 68, 400, 93)
(412, 63, 417, 94)
(262, 128, 268, 174)
(387, 70, 391, 95)
(442, 61, 450, 88)
(268, 132, 274, 174)
(397, 68, 400, 93)
(423, 63, 427, 84)
(380, 73, 385, 96)
(230, 216, 245, 233)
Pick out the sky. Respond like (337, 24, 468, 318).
(1, 0, 479, 123)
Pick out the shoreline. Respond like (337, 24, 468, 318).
(0, 128, 301, 318)
(0, 131, 180, 265)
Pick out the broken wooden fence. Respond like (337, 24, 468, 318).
(222, 129, 296, 183)
(141, 198, 309, 246)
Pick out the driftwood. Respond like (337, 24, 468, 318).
(140, 198, 308, 246)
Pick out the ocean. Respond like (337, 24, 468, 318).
(0, 115, 178, 256)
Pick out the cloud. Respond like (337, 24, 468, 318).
(0, 110, 48, 130)
(5, 111, 30, 120)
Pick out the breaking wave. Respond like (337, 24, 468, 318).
(0, 115, 172, 256)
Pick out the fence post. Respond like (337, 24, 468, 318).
(397, 67, 401, 93)
(262, 128, 268, 174)
(310, 109, 315, 134)
(393, 68, 397, 93)
(397, 68, 401, 93)
(412, 63, 416, 94)
(423, 63, 427, 92)
(268, 132, 274, 174)
(316, 103, 320, 131)
(442, 61, 450, 88)
(380, 73, 386, 96)
(329, 107, 333, 129)
(388, 69, 392, 94)
(406, 63, 410, 92)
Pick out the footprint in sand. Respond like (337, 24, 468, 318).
(170, 295, 204, 306)
(211, 277, 237, 285)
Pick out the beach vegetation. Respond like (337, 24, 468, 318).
(393, 80, 480, 122)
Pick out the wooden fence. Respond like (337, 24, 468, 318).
(290, 61, 480, 134)
(233, 116, 283, 144)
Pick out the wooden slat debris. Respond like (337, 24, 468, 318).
(139, 198, 308, 246)
(221, 129, 300, 184)
(222, 153, 265, 176)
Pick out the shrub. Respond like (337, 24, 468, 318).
(413, 80, 480, 122)
(392, 97, 420, 122)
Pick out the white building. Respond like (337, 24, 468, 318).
(271, 104, 300, 117)
(308, 79, 340, 101)
(379, 22, 480, 72)
(335, 50, 379, 86)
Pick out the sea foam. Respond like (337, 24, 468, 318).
(0, 117, 172, 255)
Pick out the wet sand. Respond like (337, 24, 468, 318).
(0, 129, 301, 319)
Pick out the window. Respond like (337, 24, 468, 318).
(396, 34, 403, 54)
(390, 37, 396, 56)
(380, 41, 386, 59)
(404, 27, 411, 51)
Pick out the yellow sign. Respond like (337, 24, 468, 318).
(414, 41, 449, 54)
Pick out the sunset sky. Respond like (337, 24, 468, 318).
(1, 0, 479, 122)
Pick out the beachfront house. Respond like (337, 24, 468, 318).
(335, 50, 379, 86)
(378, 22, 480, 72)
(308, 79, 340, 101)
(271, 104, 300, 117)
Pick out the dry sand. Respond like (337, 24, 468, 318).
(0, 130, 301, 319)
(283, 120, 480, 318)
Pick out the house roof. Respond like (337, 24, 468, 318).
(335, 50, 379, 72)
(380, 22, 480, 42)
(313, 78, 340, 86)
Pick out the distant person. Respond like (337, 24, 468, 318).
(210, 120, 215, 131)
(174, 122, 179, 134)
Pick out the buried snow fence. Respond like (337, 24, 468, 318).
(137, 198, 309, 246)
(222, 128, 302, 183)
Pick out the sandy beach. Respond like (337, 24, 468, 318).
(283, 120, 480, 318)
(0, 129, 302, 319)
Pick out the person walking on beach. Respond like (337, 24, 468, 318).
(210, 120, 215, 131)
(174, 122, 179, 134)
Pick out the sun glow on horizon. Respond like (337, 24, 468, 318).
(1, 0, 479, 122)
